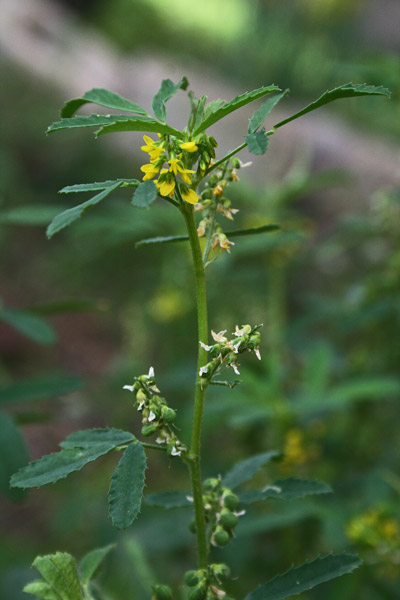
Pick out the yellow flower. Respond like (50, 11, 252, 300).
(181, 188, 199, 205)
(141, 135, 165, 161)
(180, 141, 198, 153)
(168, 157, 183, 176)
(157, 178, 176, 197)
(140, 163, 160, 181)
(180, 168, 195, 185)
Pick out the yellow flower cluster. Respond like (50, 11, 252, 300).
(140, 135, 199, 204)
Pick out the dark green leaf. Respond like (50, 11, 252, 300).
(59, 179, 139, 193)
(152, 76, 189, 122)
(222, 450, 281, 490)
(80, 544, 115, 585)
(60, 428, 135, 449)
(225, 224, 280, 237)
(61, 88, 147, 118)
(132, 181, 158, 208)
(145, 491, 192, 509)
(245, 553, 362, 600)
(240, 478, 332, 504)
(0, 375, 83, 405)
(274, 83, 391, 130)
(0, 410, 28, 499)
(10, 444, 116, 488)
(96, 117, 183, 138)
(194, 85, 281, 134)
(0, 206, 67, 226)
(135, 234, 188, 247)
(108, 442, 147, 528)
(1, 309, 56, 345)
(23, 579, 59, 600)
(46, 181, 123, 238)
(32, 553, 82, 600)
(248, 90, 289, 133)
(245, 129, 269, 155)
(47, 114, 132, 133)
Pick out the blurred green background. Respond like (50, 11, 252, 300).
(1, 0, 400, 598)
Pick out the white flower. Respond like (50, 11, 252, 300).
(233, 341, 241, 353)
(122, 384, 135, 392)
(137, 400, 145, 411)
(148, 366, 155, 378)
(199, 341, 212, 351)
(199, 365, 209, 376)
(148, 410, 156, 422)
(170, 446, 181, 456)
(211, 329, 227, 343)
(231, 363, 240, 375)
(255, 347, 261, 360)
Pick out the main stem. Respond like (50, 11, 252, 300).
(182, 202, 209, 569)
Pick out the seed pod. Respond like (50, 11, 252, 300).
(161, 405, 176, 423)
(188, 582, 208, 600)
(223, 492, 239, 510)
(231, 157, 241, 169)
(152, 584, 173, 600)
(213, 526, 230, 547)
(208, 136, 218, 148)
(184, 570, 204, 587)
(141, 423, 158, 437)
(219, 508, 238, 529)
(203, 477, 220, 492)
(210, 563, 231, 582)
(136, 389, 147, 404)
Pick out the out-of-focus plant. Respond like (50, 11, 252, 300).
(9, 78, 391, 600)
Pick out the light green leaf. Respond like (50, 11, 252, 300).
(10, 443, 116, 488)
(108, 442, 147, 529)
(132, 181, 158, 208)
(23, 579, 59, 600)
(1, 309, 56, 345)
(0, 205, 67, 226)
(145, 491, 192, 509)
(194, 85, 281, 134)
(59, 179, 139, 193)
(222, 450, 281, 490)
(60, 428, 135, 449)
(80, 544, 115, 585)
(0, 375, 83, 405)
(0, 410, 28, 499)
(95, 117, 183, 138)
(47, 114, 132, 133)
(135, 224, 280, 247)
(32, 553, 82, 600)
(240, 478, 332, 504)
(46, 181, 122, 238)
(61, 88, 148, 118)
(248, 90, 289, 133)
(245, 129, 269, 155)
(152, 76, 189, 122)
(245, 553, 362, 600)
(274, 83, 391, 130)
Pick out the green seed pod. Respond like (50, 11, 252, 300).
(210, 563, 231, 582)
(188, 582, 208, 600)
(231, 157, 241, 169)
(161, 405, 176, 423)
(208, 136, 218, 148)
(202, 151, 210, 164)
(223, 491, 239, 510)
(203, 477, 220, 492)
(184, 570, 204, 587)
(219, 507, 238, 529)
(152, 584, 172, 600)
(136, 389, 147, 404)
(213, 526, 230, 547)
(248, 332, 261, 349)
(141, 423, 158, 437)
(189, 518, 197, 533)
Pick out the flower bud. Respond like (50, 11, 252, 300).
(213, 526, 230, 547)
(201, 189, 213, 200)
(141, 423, 158, 437)
(219, 508, 238, 529)
(136, 389, 147, 404)
(208, 136, 218, 148)
(203, 477, 220, 492)
(248, 332, 261, 349)
(231, 158, 241, 169)
(210, 563, 230, 582)
(152, 584, 172, 600)
(189, 582, 208, 600)
(223, 491, 239, 510)
(161, 405, 176, 423)
(184, 570, 204, 587)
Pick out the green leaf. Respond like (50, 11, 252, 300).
(245, 129, 269, 155)
(108, 442, 147, 528)
(248, 90, 289, 133)
(95, 117, 183, 138)
(61, 88, 148, 118)
(47, 114, 131, 133)
(10, 443, 116, 488)
(135, 224, 280, 247)
(23, 579, 59, 600)
(240, 478, 332, 504)
(46, 181, 123, 238)
(152, 76, 189, 122)
(80, 544, 115, 585)
(222, 450, 281, 490)
(145, 491, 192, 509)
(0, 410, 28, 499)
(274, 83, 391, 130)
(59, 179, 139, 193)
(60, 428, 135, 449)
(1, 309, 56, 345)
(194, 85, 281, 134)
(132, 181, 158, 208)
(0, 205, 68, 226)
(245, 553, 362, 600)
(0, 375, 83, 405)
(32, 553, 82, 600)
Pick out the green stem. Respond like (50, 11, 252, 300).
(181, 202, 209, 569)
(206, 142, 247, 175)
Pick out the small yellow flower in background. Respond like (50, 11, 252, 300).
(181, 188, 199, 205)
(180, 141, 198, 153)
